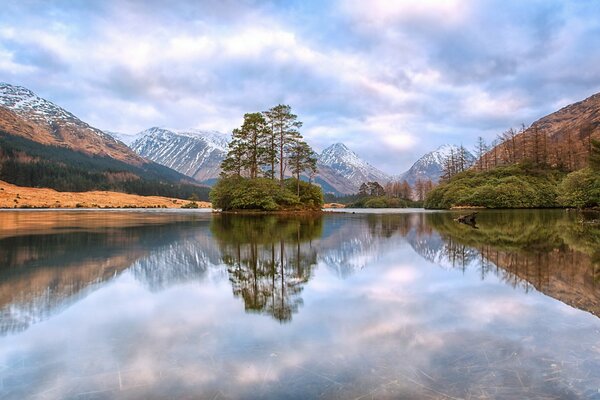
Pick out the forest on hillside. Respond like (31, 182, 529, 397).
(0, 131, 210, 200)
(425, 124, 600, 209)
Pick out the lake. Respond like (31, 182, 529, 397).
(1, 209, 599, 399)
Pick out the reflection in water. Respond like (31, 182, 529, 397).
(212, 215, 321, 322)
(0, 210, 600, 399)
(0, 212, 212, 334)
(424, 210, 600, 317)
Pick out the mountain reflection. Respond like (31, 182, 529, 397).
(211, 215, 322, 322)
(1, 210, 599, 336)
(0, 212, 211, 334)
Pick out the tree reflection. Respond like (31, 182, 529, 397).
(211, 215, 322, 322)
(424, 210, 600, 316)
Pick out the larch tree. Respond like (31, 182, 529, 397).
(476, 137, 487, 171)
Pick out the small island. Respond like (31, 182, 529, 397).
(210, 105, 323, 212)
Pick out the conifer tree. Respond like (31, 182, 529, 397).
(288, 139, 318, 195)
(264, 105, 302, 183)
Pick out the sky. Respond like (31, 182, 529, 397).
(2, 0, 600, 174)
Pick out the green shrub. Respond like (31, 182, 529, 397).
(210, 176, 323, 211)
(558, 168, 600, 208)
(424, 164, 563, 209)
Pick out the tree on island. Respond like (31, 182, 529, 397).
(288, 139, 318, 195)
(211, 105, 323, 211)
(263, 104, 303, 183)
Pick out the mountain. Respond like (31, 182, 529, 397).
(0, 83, 208, 199)
(130, 127, 229, 184)
(120, 130, 387, 194)
(397, 145, 476, 186)
(0, 83, 143, 165)
(482, 92, 600, 170)
(316, 143, 390, 194)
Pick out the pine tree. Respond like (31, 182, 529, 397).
(264, 104, 302, 183)
(288, 139, 318, 195)
(221, 137, 246, 177)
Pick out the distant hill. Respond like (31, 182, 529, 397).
(482, 91, 600, 170)
(397, 144, 476, 186)
(0, 83, 209, 199)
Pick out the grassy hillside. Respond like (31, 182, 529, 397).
(0, 130, 210, 200)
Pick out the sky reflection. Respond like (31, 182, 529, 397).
(0, 210, 599, 399)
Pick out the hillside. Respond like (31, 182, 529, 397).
(0, 83, 143, 165)
(426, 91, 600, 209)
(0, 83, 209, 200)
(482, 91, 600, 171)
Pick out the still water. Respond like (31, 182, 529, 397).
(0, 209, 599, 399)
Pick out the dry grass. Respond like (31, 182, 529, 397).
(0, 180, 211, 209)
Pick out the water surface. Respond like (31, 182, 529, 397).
(1, 209, 599, 399)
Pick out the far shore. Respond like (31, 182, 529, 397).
(0, 181, 211, 209)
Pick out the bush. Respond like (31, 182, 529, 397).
(424, 164, 563, 209)
(210, 176, 323, 211)
(558, 168, 600, 208)
(347, 196, 421, 208)
(284, 179, 324, 209)
(181, 201, 199, 209)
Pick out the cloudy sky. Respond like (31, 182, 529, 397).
(2, 0, 600, 173)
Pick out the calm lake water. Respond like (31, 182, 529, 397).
(1, 209, 600, 399)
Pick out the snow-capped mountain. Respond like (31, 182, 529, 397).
(119, 130, 386, 193)
(317, 143, 391, 193)
(0, 82, 141, 164)
(130, 127, 230, 183)
(397, 144, 476, 185)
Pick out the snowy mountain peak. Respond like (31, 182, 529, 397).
(0, 82, 77, 123)
(318, 143, 390, 188)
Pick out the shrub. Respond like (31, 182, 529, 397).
(424, 164, 562, 209)
(558, 168, 600, 208)
(182, 201, 199, 209)
(210, 176, 323, 211)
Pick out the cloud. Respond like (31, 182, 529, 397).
(1, 0, 600, 173)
